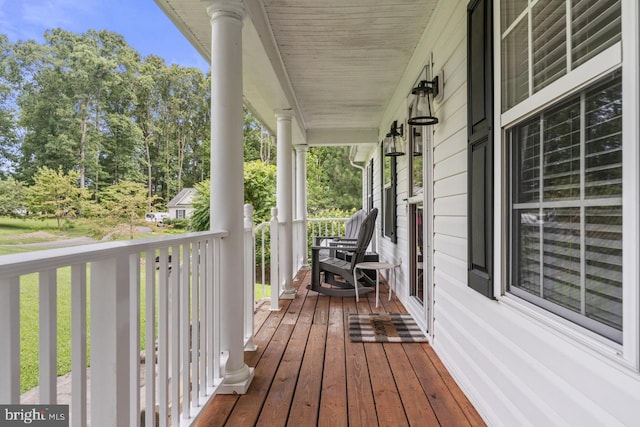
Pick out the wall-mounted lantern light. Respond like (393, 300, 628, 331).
(384, 120, 405, 157)
(408, 77, 439, 126)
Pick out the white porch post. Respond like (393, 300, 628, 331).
(295, 145, 309, 268)
(205, 0, 253, 393)
(276, 110, 296, 299)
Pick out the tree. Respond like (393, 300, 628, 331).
(0, 35, 19, 177)
(191, 161, 277, 231)
(15, 29, 141, 191)
(0, 177, 25, 216)
(190, 179, 210, 232)
(307, 146, 361, 215)
(243, 106, 274, 164)
(25, 167, 88, 229)
(244, 160, 276, 223)
(98, 180, 155, 237)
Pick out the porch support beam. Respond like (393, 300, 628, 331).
(205, 0, 253, 393)
(295, 144, 309, 268)
(276, 109, 296, 299)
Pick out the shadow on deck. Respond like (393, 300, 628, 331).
(194, 269, 486, 426)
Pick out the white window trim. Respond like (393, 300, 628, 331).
(501, 43, 621, 127)
(495, 0, 639, 369)
(620, 0, 640, 369)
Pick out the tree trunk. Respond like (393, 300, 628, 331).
(79, 102, 88, 188)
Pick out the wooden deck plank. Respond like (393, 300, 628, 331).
(342, 296, 379, 426)
(318, 297, 348, 427)
(191, 394, 238, 427)
(403, 343, 474, 427)
(286, 324, 327, 426)
(255, 289, 316, 426)
(245, 303, 288, 367)
(384, 343, 441, 427)
(223, 286, 309, 427)
(365, 342, 409, 426)
(421, 343, 487, 427)
(196, 268, 486, 427)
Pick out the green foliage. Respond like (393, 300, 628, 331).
(307, 146, 361, 215)
(0, 35, 19, 176)
(163, 217, 189, 229)
(243, 106, 275, 164)
(0, 177, 25, 216)
(2, 27, 363, 230)
(190, 179, 211, 232)
(25, 166, 89, 230)
(191, 161, 277, 232)
(244, 161, 277, 223)
(98, 180, 155, 237)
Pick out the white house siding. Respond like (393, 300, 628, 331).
(370, 0, 640, 425)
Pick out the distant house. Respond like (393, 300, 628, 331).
(167, 188, 196, 219)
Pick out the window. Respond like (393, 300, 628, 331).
(176, 209, 186, 219)
(381, 142, 397, 243)
(501, 0, 621, 111)
(409, 102, 424, 197)
(508, 70, 622, 342)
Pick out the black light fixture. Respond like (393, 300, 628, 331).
(384, 120, 405, 157)
(408, 77, 439, 126)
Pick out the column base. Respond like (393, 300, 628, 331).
(218, 364, 255, 395)
(280, 288, 296, 300)
(298, 264, 310, 271)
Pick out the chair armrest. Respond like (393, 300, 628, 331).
(312, 244, 357, 252)
(313, 235, 346, 246)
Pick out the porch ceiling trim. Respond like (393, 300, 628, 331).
(306, 128, 379, 147)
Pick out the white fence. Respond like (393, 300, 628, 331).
(251, 214, 349, 296)
(0, 209, 351, 426)
(0, 231, 226, 427)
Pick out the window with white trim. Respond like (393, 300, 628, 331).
(502, 0, 624, 343)
(508, 70, 622, 342)
(501, 0, 621, 112)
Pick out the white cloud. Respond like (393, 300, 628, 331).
(0, 0, 102, 42)
(22, 0, 96, 29)
(0, 0, 21, 41)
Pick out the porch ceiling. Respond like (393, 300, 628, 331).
(155, 0, 437, 153)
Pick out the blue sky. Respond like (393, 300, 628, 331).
(0, 0, 210, 72)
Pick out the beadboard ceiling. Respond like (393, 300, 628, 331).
(154, 0, 437, 153)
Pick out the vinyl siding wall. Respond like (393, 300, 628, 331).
(370, 0, 640, 425)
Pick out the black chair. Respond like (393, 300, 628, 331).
(308, 208, 378, 297)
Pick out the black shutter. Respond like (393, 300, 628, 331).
(467, 0, 494, 298)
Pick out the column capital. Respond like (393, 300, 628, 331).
(203, 0, 246, 21)
(294, 144, 309, 152)
(275, 109, 294, 120)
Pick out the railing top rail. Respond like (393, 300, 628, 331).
(307, 217, 350, 222)
(0, 229, 229, 279)
(253, 222, 269, 233)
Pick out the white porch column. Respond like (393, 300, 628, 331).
(295, 145, 309, 268)
(205, 0, 253, 393)
(276, 110, 296, 299)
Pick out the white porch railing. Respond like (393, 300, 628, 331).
(0, 231, 227, 427)
(308, 217, 349, 242)
(250, 214, 349, 302)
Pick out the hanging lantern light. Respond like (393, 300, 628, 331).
(384, 120, 405, 157)
(408, 78, 439, 126)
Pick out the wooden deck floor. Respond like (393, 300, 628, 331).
(193, 270, 486, 427)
